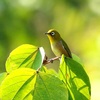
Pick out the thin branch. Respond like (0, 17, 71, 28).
(43, 56, 61, 65)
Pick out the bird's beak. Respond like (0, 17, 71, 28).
(45, 32, 48, 35)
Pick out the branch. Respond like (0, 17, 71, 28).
(43, 56, 61, 65)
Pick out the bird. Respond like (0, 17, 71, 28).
(45, 29, 72, 58)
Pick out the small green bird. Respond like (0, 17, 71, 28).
(45, 29, 72, 58)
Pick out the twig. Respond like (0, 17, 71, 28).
(43, 56, 61, 65)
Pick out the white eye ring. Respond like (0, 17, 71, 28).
(51, 32, 55, 36)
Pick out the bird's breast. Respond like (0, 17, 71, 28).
(51, 41, 69, 57)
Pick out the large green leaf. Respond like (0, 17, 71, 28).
(59, 55, 91, 100)
(6, 44, 45, 73)
(33, 72, 68, 100)
(0, 68, 36, 100)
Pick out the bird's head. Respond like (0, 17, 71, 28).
(45, 29, 61, 43)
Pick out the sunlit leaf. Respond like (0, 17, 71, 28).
(0, 68, 36, 100)
(59, 55, 67, 83)
(59, 55, 91, 100)
(42, 66, 58, 76)
(6, 44, 45, 73)
(33, 72, 68, 100)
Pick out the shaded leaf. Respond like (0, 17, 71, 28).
(0, 72, 8, 99)
(31, 47, 45, 70)
(6, 44, 45, 73)
(72, 53, 83, 65)
(0, 72, 7, 86)
(0, 68, 36, 100)
(33, 72, 68, 100)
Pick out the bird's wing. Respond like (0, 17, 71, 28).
(62, 39, 72, 58)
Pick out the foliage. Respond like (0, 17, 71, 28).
(0, 44, 91, 100)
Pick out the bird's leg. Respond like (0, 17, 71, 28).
(49, 56, 61, 63)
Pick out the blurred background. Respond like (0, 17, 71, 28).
(0, 0, 100, 99)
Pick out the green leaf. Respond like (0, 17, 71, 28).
(0, 72, 7, 86)
(59, 55, 91, 100)
(33, 72, 68, 100)
(0, 68, 36, 100)
(42, 66, 58, 76)
(59, 55, 67, 83)
(31, 47, 45, 70)
(6, 44, 45, 73)
(0, 72, 8, 99)
(72, 53, 83, 65)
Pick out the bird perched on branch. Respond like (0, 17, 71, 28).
(45, 29, 72, 58)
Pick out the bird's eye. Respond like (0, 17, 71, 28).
(51, 32, 55, 36)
